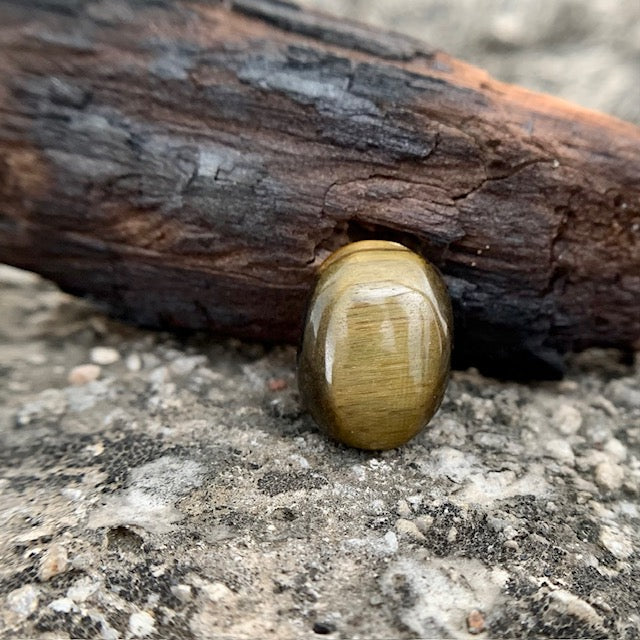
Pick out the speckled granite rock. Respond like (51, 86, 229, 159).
(1, 265, 639, 639)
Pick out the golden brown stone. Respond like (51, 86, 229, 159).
(298, 240, 452, 450)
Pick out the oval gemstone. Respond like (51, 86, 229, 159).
(298, 240, 452, 450)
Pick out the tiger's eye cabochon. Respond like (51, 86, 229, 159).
(298, 240, 452, 450)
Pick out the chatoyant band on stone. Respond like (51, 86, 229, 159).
(297, 240, 453, 450)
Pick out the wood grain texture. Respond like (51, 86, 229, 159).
(0, 0, 638, 377)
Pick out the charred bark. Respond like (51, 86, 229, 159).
(1, 0, 639, 377)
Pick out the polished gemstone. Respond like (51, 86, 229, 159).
(298, 240, 452, 450)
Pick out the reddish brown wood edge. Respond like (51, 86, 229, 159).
(0, 0, 639, 378)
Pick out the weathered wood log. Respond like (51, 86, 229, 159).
(0, 0, 639, 378)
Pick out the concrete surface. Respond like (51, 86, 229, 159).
(1, 265, 639, 639)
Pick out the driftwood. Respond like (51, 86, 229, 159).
(0, 0, 639, 377)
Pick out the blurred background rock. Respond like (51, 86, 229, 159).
(300, 0, 640, 125)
